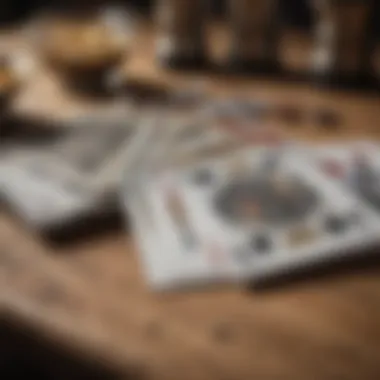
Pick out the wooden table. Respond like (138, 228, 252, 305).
(1, 24, 380, 380)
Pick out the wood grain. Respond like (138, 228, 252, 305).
(1, 23, 380, 380)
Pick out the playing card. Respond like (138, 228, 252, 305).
(137, 142, 380, 289)
(0, 111, 149, 241)
(127, 136, 293, 290)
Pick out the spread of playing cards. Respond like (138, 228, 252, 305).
(2, 3, 380, 379)
(1, 89, 380, 290)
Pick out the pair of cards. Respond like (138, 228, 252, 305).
(127, 132, 380, 291)
(0, 110, 150, 241)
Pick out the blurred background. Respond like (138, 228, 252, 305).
(2, 0, 379, 36)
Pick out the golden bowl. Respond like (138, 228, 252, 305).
(37, 13, 130, 95)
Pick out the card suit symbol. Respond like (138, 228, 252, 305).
(320, 159, 346, 179)
(163, 182, 197, 249)
(324, 214, 348, 235)
(250, 234, 272, 254)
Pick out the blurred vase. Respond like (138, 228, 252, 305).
(155, 0, 208, 69)
(226, 0, 281, 74)
(310, 0, 374, 88)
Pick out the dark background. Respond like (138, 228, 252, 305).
(2, 0, 379, 37)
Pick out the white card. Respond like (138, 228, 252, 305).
(130, 141, 289, 290)
(142, 144, 380, 286)
(0, 113, 149, 235)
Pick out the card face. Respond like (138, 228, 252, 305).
(310, 141, 380, 216)
(130, 144, 282, 290)
(137, 143, 380, 288)
(127, 120, 293, 290)
(0, 113, 148, 238)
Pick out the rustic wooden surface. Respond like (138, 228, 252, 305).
(1, 24, 380, 380)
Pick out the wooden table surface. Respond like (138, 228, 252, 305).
(1, 24, 380, 380)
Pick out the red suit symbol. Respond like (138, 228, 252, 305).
(320, 159, 346, 179)
(164, 183, 197, 250)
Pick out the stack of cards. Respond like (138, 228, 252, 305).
(0, 83, 208, 241)
(124, 116, 380, 290)
(0, 110, 151, 241)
